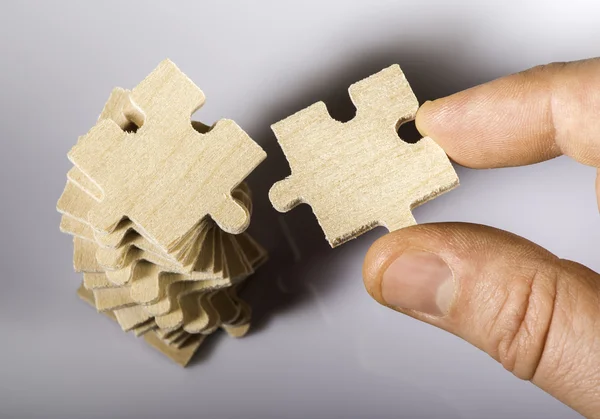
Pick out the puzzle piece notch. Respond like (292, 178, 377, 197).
(68, 59, 266, 251)
(269, 64, 458, 247)
(66, 87, 212, 206)
(349, 64, 418, 124)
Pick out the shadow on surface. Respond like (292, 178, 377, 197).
(238, 27, 488, 336)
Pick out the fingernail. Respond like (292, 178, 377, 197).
(381, 249, 454, 316)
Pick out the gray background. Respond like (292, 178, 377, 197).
(0, 0, 598, 418)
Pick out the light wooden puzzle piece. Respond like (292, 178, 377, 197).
(269, 65, 458, 247)
(77, 284, 203, 367)
(68, 59, 266, 250)
(61, 61, 265, 367)
(65, 86, 234, 254)
(58, 181, 254, 277)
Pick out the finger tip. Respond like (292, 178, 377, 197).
(363, 229, 416, 304)
(363, 234, 392, 304)
(415, 100, 438, 136)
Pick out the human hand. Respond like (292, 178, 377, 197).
(362, 59, 600, 418)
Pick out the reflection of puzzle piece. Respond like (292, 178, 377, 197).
(269, 65, 458, 247)
(68, 59, 266, 251)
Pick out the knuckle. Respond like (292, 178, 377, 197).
(487, 261, 559, 380)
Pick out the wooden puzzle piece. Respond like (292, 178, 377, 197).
(221, 286, 252, 338)
(68, 59, 266, 251)
(83, 272, 112, 289)
(66, 85, 224, 244)
(59, 179, 253, 276)
(67, 167, 102, 202)
(172, 334, 196, 349)
(126, 253, 230, 306)
(77, 284, 204, 366)
(73, 237, 103, 272)
(131, 319, 157, 337)
(189, 288, 246, 335)
(98, 241, 174, 273)
(98, 87, 135, 132)
(223, 322, 251, 338)
(209, 289, 241, 328)
(143, 332, 205, 366)
(81, 277, 251, 339)
(196, 293, 222, 335)
(269, 65, 458, 247)
(60, 214, 94, 241)
(63, 68, 267, 367)
(60, 82, 245, 266)
(97, 85, 213, 150)
(79, 250, 232, 310)
(154, 327, 178, 340)
(163, 328, 188, 345)
(59, 181, 212, 270)
(67, 167, 252, 254)
(76, 231, 263, 309)
(79, 269, 253, 346)
(154, 289, 213, 330)
(151, 257, 244, 331)
(57, 181, 97, 225)
(102, 250, 174, 286)
(141, 277, 231, 317)
(235, 232, 269, 268)
(113, 305, 153, 331)
(127, 228, 227, 304)
(93, 286, 135, 312)
(128, 232, 266, 308)
(181, 292, 216, 334)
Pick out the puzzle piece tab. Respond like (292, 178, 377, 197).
(60, 60, 267, 367)
(269, 65, 458, 246)
(68, 59, 266, 250)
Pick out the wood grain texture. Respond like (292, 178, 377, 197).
(59, 159, 254, 272)
(59, 60, 266, 366)
(68, 59, 266, 251)
(77, 284, 203, 367)
(269, 65, 458, 247)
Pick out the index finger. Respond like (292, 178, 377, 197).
(416, 58, 600, 169)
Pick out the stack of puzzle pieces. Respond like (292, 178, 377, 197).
(57, 60, 267, 366)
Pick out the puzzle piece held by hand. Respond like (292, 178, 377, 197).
(68, 59, 266, 250)
(269, 65, 458, 247)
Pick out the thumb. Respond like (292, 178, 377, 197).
(363, 223, 600, 418)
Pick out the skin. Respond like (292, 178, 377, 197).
(362, 58, 600, 418)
